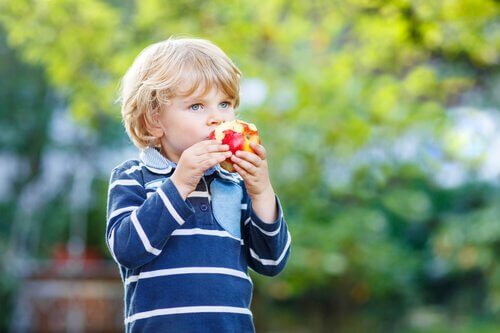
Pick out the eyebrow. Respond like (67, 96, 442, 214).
(182, 95, 233, 105)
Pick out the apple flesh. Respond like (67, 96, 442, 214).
(209, 119, 261, 173)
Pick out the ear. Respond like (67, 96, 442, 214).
(145, 112, 164, 138)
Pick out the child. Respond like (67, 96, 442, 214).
(106, 37, 291, 332)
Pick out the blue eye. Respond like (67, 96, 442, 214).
(190, 104, 202, 111)
(219, 102, 230, 109)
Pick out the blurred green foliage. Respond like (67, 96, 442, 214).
(1, 0, 499, 332)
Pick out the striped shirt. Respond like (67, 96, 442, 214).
(106, 147, 291, 332)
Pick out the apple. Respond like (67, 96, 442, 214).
(209, 119, 261, 173)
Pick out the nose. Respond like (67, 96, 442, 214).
(208, 117, 222, 126)
(207, 108, 224, 126)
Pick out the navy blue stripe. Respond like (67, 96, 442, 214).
(128, 312, 254, 333)
(140, 235, 248, 272)
(130, 274, 252, 312)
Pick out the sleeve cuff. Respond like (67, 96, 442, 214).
(159, 178, 195, 223)
(249, 195, 284, 232)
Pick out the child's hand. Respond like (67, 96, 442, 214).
(231, 142, 278, 223)
(171, 140, 231, 200)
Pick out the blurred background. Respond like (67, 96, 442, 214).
(0, 0, 499, 332)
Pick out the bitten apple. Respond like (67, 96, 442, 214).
(209, 119, 261, 173)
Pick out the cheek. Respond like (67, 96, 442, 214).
(225, 110, 236, 121)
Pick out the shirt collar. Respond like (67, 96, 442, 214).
(139, 146, 241, 181)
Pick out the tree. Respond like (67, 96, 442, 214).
(1, 0, 499, 332)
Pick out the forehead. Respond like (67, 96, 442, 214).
(175, 75, 204, 96)
(173, 72, 231, 100)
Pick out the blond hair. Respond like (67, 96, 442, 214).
(119, 37, 241, 149)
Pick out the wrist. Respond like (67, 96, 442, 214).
(170, 173, 191, 201)
(250, 186, 275, 204)
(250, 188, 277, 224)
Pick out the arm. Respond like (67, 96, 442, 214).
(242, 189, 291, 276)
(106, 141, 230, 269)
(232, 143, 291, 276)
(106, 165, 194, 269)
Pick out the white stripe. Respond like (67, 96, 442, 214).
(125, 267, 251, 285)
(244, 217, 251, 226)
(188, 191, 211, 199)
(125, 164, 144, 174)
(201, 176, 209, 190)
(215, 165, 241, 180)
(108, 206, 138, 221)
(218, 172, 239, 182)
(131, 210, 162, 256)
(145, 179, 164, 189)
(109, 179, 142, 190)
(125, 306, 252, 324)
(200, 177, 211, 202)
(250, 219, 282, 236)
(172, 228, 243, 244)
(108, 228, 117, 262)
(157, 188, 185, 225)
(249, 231, 291, 266)
(241, 204, 248, 210)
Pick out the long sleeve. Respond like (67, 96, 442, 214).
(242, 189, 291, 276)
(106, 165, 194, 269)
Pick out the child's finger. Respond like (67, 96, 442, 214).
(250, 142, 267, 160)
(206, 144, 230, 153)
(194, 141, 229, 155)
(235, 150, 262, 167)
(198, 139, 222, 147)
(210, 151, 232, 161)
(231, 155, 257, 174)
(202, 151, 232, 168)
(233, 163, 249, 178)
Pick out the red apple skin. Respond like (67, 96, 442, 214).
(209, 120, 261, 172)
